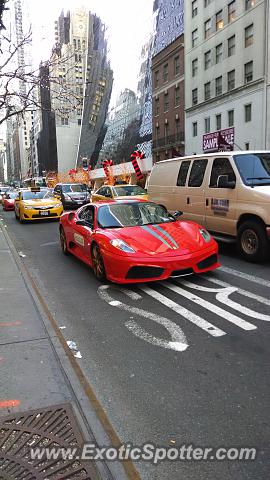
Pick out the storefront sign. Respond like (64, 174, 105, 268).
(203, 128, 235, 153)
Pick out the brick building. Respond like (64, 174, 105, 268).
(152, 34, 185, 162)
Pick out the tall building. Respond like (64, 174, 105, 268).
(0, 140, 6, 183)
(185, 0, 270, 154)
(152, 34, 185, 162)
(48, 7, 113, 172)
(98, 89, 140, 165)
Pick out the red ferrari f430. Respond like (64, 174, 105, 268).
(59, 200, 220, 283)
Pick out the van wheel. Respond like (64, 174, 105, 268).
(237, 220, 269, 262)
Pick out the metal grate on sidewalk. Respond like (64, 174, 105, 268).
(0, 403, 95, 480)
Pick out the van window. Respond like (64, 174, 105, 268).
(188, 159, 208, 187)
(209, 157, 236, 187)
(176, 160, 191, 186)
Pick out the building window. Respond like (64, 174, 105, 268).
(155, 97, 160, 116)
(192, 0, 198, 17)
(192, 28, 198, 47)
(228, 1, 236, 23)
(216, 10, 223, 30)
(192, 88, 198, 105)
(61, 117, 69, 126)
(228, 70, 235, 90)
(245, 0, 255, 10)
(175, 86, 180, 107)
(174, 56, 180, 75)
(78, 119, 81, 125)
(163, 63, 169, 82)
(245, 24, 254, 47)
(228, 109, 234, 126)
(228, 35, 235, 57)
(215, 76, 222, 96)
(155, 70, 159, 87)
(204, 82, 211, 101)
(216, 114, 222, 130)
(244, 61, 253, 83)
(205, 117, 210, 133)
(164, 92, 169, 112)
(245, 142, 250, 150)
(204, 19, 211, 39)
(192, 58, 198, 76)
(204, 50, 211, 70)
(204, 0, 212, 5)
(192, 122, 198, 137)
(215, 43, 222, 63)
(245, 104, 252, 122)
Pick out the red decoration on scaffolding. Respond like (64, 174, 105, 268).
(102, 159, 113, 179)
(130, 150, 145, 180)
(68, 168, 77, 176)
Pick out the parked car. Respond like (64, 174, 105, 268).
(59, 199, 219, 283)
(53, 183, 91, 209)
(147, 150, 270, 262)
(91, 184, 148, 202)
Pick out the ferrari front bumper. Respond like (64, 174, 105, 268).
(102, 244, 220, 284)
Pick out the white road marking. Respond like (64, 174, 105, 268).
(220, 266, 270, 288)
(204, 275, 270, 307)
(140, 285, 226, 337)
(161, 282, 257, 331)
(182, 280, 270, 322)
(98, 285, 189, 352)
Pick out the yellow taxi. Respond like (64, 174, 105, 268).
(91, 184, 148, 202)
(14, 187, 63, 223)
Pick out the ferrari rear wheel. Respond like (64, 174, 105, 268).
(91, 244, 106, 281)
(60, 227, 69, 255)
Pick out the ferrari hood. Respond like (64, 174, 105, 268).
(109, 221, 212, 256)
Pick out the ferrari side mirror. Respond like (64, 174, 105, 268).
(172, 210, 183, 219)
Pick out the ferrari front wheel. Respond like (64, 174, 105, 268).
(91, 244, 106, 281)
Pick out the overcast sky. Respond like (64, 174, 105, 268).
(29, 0, 154, 104)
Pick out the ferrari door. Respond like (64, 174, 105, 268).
(72, 206, 95, 263)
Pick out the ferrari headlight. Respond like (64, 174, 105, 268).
(199, 228, 212, 243)
(110, 239, 135, 253)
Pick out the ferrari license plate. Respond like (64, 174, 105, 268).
(40, 211, 49, 216)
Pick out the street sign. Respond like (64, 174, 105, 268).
(203, 127, 235, 153)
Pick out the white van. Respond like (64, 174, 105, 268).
(147, 151, 270, 262)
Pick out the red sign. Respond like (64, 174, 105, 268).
(203, 128, 235, 153)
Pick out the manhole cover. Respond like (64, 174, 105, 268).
(0, 403, 95, 479)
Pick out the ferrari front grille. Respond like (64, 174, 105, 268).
(126, 266, 164, 279)
(197, 254, 218, 270)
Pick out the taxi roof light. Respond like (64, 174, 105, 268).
(30, 187, 40, 192)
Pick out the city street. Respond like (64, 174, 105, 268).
(1, 210, 270, 480)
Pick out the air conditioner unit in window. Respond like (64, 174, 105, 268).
(165, 119, 168, 124)
(164, 89, 168, 95)
(156, 122, 159, 128)
(175, 114, 179, 120)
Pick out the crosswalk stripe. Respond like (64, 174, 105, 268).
(139, 286, 226, 337)
(203, 276, 270, 307)
(161, 282, 257, 331)
(219, 266, 270, 288)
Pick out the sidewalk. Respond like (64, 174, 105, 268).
(0, 220, 130, 480)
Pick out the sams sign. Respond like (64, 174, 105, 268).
(203, 128, 235, 153)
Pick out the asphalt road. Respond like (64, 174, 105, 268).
(1, 209, 270, 480)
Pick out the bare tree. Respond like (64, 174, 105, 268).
(0, 24, 87, 126)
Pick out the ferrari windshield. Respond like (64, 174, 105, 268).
(112, 185, 147, 196)
(22, 191, 54, 200)
(97, 202, 174, 228)
(233, 153, 270, 186)
(62, 184, 88, 193)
